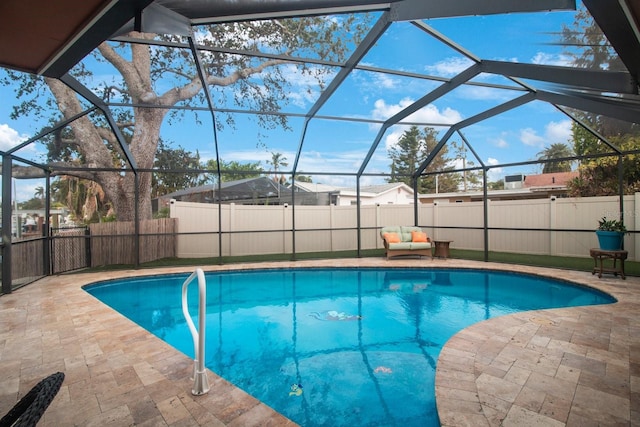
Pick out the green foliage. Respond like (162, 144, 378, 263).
(450, 139, 483, 190)
(567, 135, 640, 196)
(18, 197, 44, 210)
(387, 126, 460, 193)
(560, 7, 640, 196)
(560, 6, 624, 72)
(203, 159, 264, 182)
(152, 141, 206, 198)
(537, 143, 574, 173)
(154, 207, 170, 219)
(295, 175, 313, 183)
(487, 180, 504, 191)
(597, 217, 626, 233)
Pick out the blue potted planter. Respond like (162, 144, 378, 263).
(596, 230, 624, 250)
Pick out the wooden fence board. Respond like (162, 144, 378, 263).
(90, 218, 176, 266)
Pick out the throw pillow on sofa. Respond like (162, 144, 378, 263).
(411, 231, 428, 242)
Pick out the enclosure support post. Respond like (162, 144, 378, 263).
(482, 167, 489, 262)
(134, 173, 140, 267)
(1, 155, 13, 294)
(43, 170, 51, 276)
(413, 176, 419, 226)
(290, 182, 296, 261)
(356, 178, 361, 257)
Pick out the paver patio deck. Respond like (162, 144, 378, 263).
(0, 258, 638, 426)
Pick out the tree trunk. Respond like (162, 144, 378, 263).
(46, 79, 165, 221)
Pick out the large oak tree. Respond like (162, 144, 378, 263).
(4, 15, 370, 220)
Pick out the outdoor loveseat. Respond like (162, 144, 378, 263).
(380, 226, 432, 259)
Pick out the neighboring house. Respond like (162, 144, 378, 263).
(155, 176, 291, 210)
(293, 182, 417, 205)
(418, 171, 579, 204)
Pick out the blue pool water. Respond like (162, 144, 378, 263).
(84, 268, 614, 427)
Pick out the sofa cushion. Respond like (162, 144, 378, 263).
(380, 226, 402, 238)
(400, 226, 422, 242)
(409, 242, 431, 249)
(387, 242, 413, 250)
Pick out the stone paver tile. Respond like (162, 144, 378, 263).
(156, 394, 192, 425)
(524, 371, 577, 400)
(129, 394, 164, 425)
(513, 386, 546, 413)
(477, 372, 523, 403)
(227, 403, 295, 427)
(572, 384, 630, 421)
(502, 405, 564, 427)
(504, 365, 531, 386)
(540, 393, 571, 423)
(555, 363, 580, 383)
(561, 352, 606, 376)
(134, 361, 169, 386)
(84, 404, 134, 427)
(439, 412, 491, 427)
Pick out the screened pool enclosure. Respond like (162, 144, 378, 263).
(1, 0, 639, 293)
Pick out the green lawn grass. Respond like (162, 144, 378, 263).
(80, 248, 639, 277)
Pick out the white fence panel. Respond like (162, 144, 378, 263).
(169, 194, 637, 260)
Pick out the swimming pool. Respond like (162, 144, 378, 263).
(84, 267, 615, 426)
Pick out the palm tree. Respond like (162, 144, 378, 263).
(537, 143, 574, 173)
(268, 152, 289, 190)
(34, 186, 45, 200)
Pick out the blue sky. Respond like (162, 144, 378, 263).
(1, 3, 588, 201)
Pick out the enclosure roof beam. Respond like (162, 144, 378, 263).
(536, 89, 640, 125)
(356, 63, 482, 176)
(41, 0, 155, 78)
(391, 0, 575, 21)
(554, 105, 622, 154)
(307, 12, 392, 119)
(583, 0, 640, 84)
(6, 107, 98, 156)
(482, 60, 637, 94)
(414, 92, 536, 177)
(59, 73, 138, 171)
(456, 130, 485, 168)
(293, 12, 392, 172)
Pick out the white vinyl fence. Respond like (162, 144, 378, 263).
(170, 194, 639, 261)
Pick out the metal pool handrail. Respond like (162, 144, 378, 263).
(181, 268, 210, 395)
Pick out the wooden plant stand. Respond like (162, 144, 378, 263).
(589, 248, 628, 280)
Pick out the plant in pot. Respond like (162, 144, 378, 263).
(596, 217, 627, 250)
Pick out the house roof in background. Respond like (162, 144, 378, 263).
(524, 171, 578, 188)
(295, 181, 413, 196)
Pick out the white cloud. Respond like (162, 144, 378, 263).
(519, 119, 572, 148)
(372, 73, 399, 89)
(372, 98, 462, 124)
(493, 137, 509, 148)
(425, 57, 474, 77)
(0, 123, 29, 151)
(545, 120, 572, 143)
(531, 52, 573, 67)
(519, 127, 545, 147)
(486, 157, 503, 182)
(457, 85, 515, 101)
(370, 98, 462, 150)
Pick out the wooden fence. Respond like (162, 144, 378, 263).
(51, 227, 88, 273)
(89, 218, 177, 266)
(11, 238, 45, 282)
